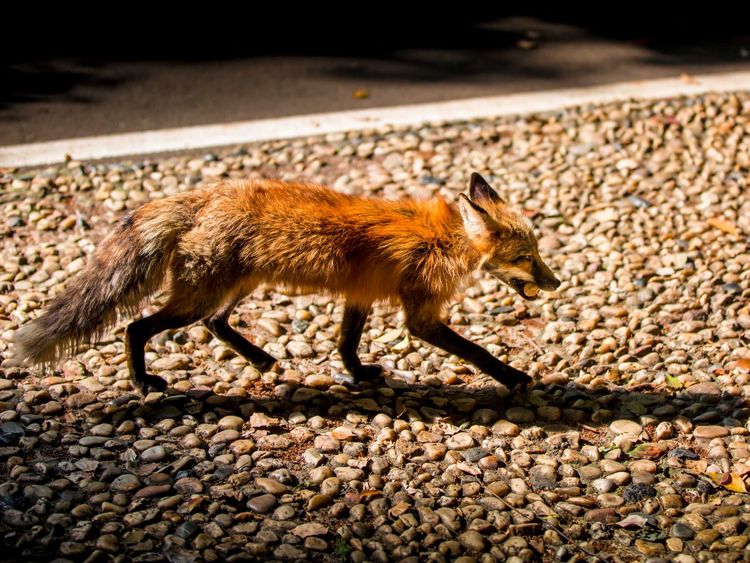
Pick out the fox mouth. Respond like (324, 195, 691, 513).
(510, 279, 539, 301)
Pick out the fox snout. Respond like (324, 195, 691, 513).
(495, 255, 561, 301)
(513, 258, 560, 300)
(490, 257, 560, 301)
(532, 257, 561, 291)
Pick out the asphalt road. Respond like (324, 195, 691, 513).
(2, 10, 750, 146)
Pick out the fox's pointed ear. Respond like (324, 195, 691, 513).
(458, 194, 492, 243)
(470, 172, 504, 204)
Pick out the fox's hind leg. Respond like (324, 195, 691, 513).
(126, 281, 228, 394)
(338, 303, 382, 380)
(204, 292, 277, 371)
(127, 307, 211, 394)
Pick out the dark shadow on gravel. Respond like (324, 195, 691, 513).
(98, 374, 749, 451)
(1, 369, 744, 562)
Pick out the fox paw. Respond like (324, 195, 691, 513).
(134, 373, 168, 395)
(496, 366, 533, 392)
(253, 357, 278, 372)
(351, 364, 383, 381)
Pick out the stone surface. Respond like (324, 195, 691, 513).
(2, 91, 750, 562)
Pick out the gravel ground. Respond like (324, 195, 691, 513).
(1, 92, 750, 563)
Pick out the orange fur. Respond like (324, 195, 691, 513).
(12, 174, 560, 394)
(161, 179, 483, 312)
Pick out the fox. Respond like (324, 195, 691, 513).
(10, 172, 560, 395)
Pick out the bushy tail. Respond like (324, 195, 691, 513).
(11, 197, 194, 366)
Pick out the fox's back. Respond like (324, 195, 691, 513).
(176, 179, 465, 305)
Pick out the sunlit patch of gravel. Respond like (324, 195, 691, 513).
(1, 92, 749, 562)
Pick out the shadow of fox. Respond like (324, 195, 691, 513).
(11, 172, 560, 394)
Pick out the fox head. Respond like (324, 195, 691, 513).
(457, 172, 561, 301)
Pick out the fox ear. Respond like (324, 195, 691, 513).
(470, 172, 504, 204)
(458, 194, 492, 243)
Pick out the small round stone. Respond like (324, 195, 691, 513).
(246, 494, 277, 514)
(140, 445, 166, 463)
(609, 420, 642, 435)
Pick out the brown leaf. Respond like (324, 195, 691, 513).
(680, 72, 698, 85)
(706, 471, 748, 493)
(234, 511, 255, 522)
(685, 459, 708, 474)
(184, 496, 204, 512)
(707, 217, 739, 236)
(454, 462, 482, 476)
(736, 358, 750, 372)
(376, 328, 402, 343)
(627, 442, 668, 460)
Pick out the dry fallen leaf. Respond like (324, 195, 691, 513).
(706, 472, 748, 493)
(707, 217, 739, 236)
(736, 358, 750, 372)
(392, 336, 411, 351)
(665, 374, 684, 389)
(685, 459, 708, 474)
(454, 462, 482, 476)
(376, 328, 402, 343)
(184, 496, 204, 512)
(627, 443, 668, 460)
(680, 72, 698, 85)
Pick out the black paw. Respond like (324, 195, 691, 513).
(135, 373, 168, 395)
(495, 366, 533, 391)
(350, 364, 383, 381)
(253, 354, 278, 372)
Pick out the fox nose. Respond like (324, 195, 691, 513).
(536, 270, 561, 291)
(533, 257, 561, 291)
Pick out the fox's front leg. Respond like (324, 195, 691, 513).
(338, 303, 382, 380)
(405, 305, 531, 390)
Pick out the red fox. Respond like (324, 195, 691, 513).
(10, 173, 560, 394)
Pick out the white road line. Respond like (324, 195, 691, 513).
(3, 71, 750, 168)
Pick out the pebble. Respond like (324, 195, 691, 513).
(505, 407, 535, 423)
(693, 425, 730, 439)
(211, 429, 241, 444)
(110, 474, 141, 492)
(255, 477, 289, 495)
(246, 494, 277, 514)
(457, 531, 485, 552)
(292, 523, 328, 538)
(609, 419, 642, 435)
(492, 420, 520, 436)
(287, 341, 314, 358)
(445, 432, 474, 450)
(140, 445, 166, 462)
(3, 91, 750, 562)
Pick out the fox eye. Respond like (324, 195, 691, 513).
(514, 255, 533, 264)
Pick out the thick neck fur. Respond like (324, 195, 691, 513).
(387, 196, 486, 303)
